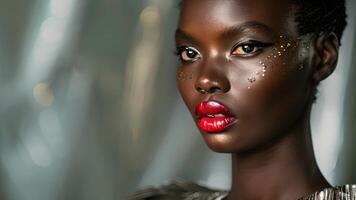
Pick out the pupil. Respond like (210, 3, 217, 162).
(242, 45, 253, 53)
(187, 50, 196, 58)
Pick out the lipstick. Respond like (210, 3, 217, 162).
(195, 101, 237, 133)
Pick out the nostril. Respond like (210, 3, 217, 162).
(195, 74, 230, 94)
(196, 87, 208, 94)
(208, 87, 221, 93)
(196, 86, 222, 94)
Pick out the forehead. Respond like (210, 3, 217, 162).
(178, 0, 297, 38)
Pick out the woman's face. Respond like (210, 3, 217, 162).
(176, 0, 315, 153)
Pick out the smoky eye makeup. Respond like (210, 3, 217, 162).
(231, 40, 275, 58)
(173, 37, 276, 64)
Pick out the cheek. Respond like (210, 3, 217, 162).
(230, 40, 312, 144)
(177, 69, 193, 81)
(176, 68, 196, 112)
(222, 64, 304, 148)
(244, 40, 303, 90)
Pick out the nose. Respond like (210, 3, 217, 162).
(195, 62, 230, 94)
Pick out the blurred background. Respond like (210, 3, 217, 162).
(0, 0, 355, 199)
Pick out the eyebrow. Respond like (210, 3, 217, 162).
(220, 21, 272, 38)
(175, 29, 196, 42)
(175, 21, 272, 42)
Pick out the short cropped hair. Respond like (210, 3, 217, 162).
(178, 0, 348, 43)
(293, 0, 347, 43)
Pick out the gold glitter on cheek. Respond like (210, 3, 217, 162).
(246, 35, 301, 89)
(248, 76, 256, 83)
(176, 70, 193, 81)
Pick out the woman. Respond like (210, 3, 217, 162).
(130, 0, 353, 199)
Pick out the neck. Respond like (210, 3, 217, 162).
(227, 118, 330, 200)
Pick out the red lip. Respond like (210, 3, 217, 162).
(195, 101, 237, 133)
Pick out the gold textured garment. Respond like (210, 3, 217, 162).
(300, 185, 356, 200)
(128, 180, 228, 200)
(128, 180, 356, 200)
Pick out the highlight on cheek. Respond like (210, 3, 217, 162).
(246, 35, 300, 89)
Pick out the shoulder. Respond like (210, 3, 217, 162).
(299, 184, 356, 200)
(127, 179, 228, 200)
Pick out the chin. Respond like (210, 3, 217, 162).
(202, 133, 241, 153)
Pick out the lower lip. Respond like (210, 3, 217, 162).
(198, 116, 237, 133)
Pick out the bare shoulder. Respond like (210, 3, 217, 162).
(127, 180, 228, 200)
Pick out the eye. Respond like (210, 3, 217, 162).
(232, 41, 273, 57)
(234, 44, 259, 55)
(175, 46, 201, 62)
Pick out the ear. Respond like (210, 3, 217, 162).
(312, 32, 339, 84)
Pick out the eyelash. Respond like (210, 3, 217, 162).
(174, 46, 201, 64)
(174, 40, 274, 63)
(232, 40, 274, 57)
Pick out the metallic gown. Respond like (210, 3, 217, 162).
(128, 180, 356, 200)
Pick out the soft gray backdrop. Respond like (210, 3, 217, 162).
(0, 0, 355, 199)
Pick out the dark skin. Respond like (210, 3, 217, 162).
(175, 0, 339, 199)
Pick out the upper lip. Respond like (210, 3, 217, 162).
(195, 100, 234, 119)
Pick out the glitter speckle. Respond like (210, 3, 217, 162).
(248, 76, 256, 83)
(177, 71, 192, 81)
(177, 71, 184, 79)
